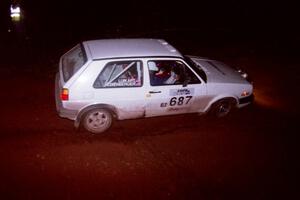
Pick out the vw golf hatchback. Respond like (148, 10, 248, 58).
(55, 39, 253, 134)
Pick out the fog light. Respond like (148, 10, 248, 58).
(241, 91, 249, 97)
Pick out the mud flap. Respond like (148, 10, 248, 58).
(74, 118, 80, 129)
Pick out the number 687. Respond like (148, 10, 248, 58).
(169, 96, 193, 106)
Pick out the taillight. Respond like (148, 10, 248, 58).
(61, 88, 69, 101)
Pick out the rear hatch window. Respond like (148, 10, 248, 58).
(61, 44, 87, 82)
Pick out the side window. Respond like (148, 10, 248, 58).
(148, 60, 200, 86)
(62, 44, 87, 82)
(93, 60, 143, 88)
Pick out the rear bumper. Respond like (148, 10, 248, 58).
(57, 106, 77, 120)
(55, 73, 77, 120)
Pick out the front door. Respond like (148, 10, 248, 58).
(145, 59, 206, 117)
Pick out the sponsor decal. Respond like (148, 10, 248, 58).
(170, 88, 194, 96)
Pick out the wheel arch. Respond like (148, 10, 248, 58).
(205, 95, 238, 113)
(74, 104, 118, 128)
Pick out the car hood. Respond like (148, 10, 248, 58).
(189, 56, 249, 84)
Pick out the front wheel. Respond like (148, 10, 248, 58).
(210, 99, 235, 118)
(82, 108, 113, 134)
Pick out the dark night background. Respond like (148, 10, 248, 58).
(0, 0, 299, 199)
(1, 0, 299, 63)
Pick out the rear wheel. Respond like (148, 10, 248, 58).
(211, 99, 235, 118)
(82, 108, 113, 134)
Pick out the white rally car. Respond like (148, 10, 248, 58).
(55, 39, 253, 134)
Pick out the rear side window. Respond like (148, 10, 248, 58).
(93, 60, 143, 88)
(62, 44, 87, 82)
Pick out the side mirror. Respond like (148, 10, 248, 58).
(182, 76, 190, 87)
(182, 80, 188, 87)
(181, 71, 190, 87)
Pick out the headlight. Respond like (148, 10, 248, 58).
(236, 68, 248, 79)
(241, 72, 248, 79)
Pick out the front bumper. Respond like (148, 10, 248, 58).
(238, 94, 254, 108)
(239, 94, 254, 104)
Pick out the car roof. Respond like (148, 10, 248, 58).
(82, 38, 183, 60)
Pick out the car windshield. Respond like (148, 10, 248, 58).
(184, 56, 207, 83)
(61, 44, 87, 82)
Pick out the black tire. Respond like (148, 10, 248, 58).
(82, 108, 113, 134)
(210, 99, 235, 118)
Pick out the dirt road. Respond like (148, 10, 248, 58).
(0, 51, 297, 199)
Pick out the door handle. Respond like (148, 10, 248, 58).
(149, 90, 161, 94)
